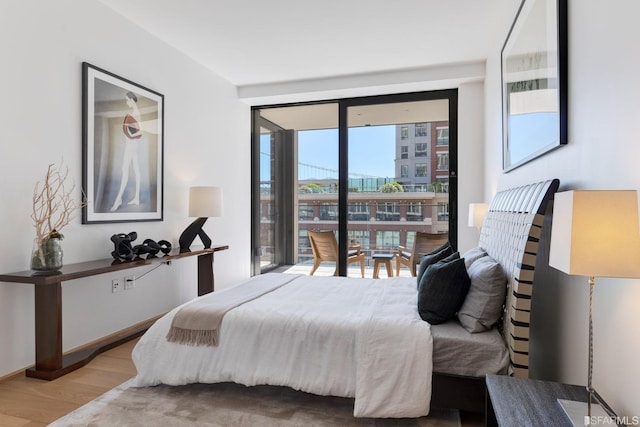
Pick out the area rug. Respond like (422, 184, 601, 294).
(49, 380, 461, 426)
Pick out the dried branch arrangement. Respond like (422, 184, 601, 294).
(31, 162, 86, 265)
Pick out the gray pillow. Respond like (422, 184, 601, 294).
(418, 257, 471, 325)
(462, 246, 487, 270)
(457, 255, 507, 333)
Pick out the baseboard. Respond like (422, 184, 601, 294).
(66, 315, 163, 354)
(0, 314, 163, 383)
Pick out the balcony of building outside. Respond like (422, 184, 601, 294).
(259, 180, 449, 277)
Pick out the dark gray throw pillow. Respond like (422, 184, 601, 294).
(416, 242, 453, 288)
(417, 257, 471, 324)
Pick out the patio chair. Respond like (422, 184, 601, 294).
(308, 230, 365, 277)
(396, 232, 448, 276)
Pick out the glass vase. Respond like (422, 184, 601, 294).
(31, 237, 63, 272)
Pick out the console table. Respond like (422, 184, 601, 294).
(0, 245, 228, 380)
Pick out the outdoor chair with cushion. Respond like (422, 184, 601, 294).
(308, 230, 365, 277)
(396, 231, 448, 276)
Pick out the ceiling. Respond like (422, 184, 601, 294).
(98, 0, 520, 89)
(259, 99, 450, 132)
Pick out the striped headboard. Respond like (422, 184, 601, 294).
(478, 179, 559, 378)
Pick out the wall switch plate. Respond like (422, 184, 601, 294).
(112, 278, 123, 293)
(124, 275, 135, 290)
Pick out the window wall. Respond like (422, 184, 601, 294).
(251, 91, 458, 276)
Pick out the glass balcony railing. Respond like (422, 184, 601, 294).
(259, 178, 449, 273)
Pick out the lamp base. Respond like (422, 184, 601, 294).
(179, 217, 212, 252)
(558, 399, 609, 426)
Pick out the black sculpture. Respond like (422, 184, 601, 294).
(110, 232, 137, 261)
(110, 232, 172, 261)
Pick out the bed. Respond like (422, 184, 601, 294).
(132, 179, 559, 418)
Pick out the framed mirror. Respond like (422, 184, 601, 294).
(501, 0, 567, 172)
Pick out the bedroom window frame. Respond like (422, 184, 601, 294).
(251, 89, 459, 276)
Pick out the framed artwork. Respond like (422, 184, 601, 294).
(501, 0, 567, 172)
(82, 62, 164, 223)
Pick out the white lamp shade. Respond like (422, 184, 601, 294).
(468, 203, 488, 228)
(188, 186, 223, 218)
(549, 190, 640, 278)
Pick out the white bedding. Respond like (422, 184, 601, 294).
(132, 273, 433, 418)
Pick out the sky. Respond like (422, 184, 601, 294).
(507, 112, 559, 164)
(260, 125, 397, 181)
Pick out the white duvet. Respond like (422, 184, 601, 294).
(132, 273, 433, 418)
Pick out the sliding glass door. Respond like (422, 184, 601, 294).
(251, 90, 457, 276)
(345, 98, 451, 276)
(252, 104, 339, 274)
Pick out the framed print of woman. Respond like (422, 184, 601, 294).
(111, 91, 143, 212)
(82, 62, 164, 224)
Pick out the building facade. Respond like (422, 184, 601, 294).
(395, 122, 450, 192)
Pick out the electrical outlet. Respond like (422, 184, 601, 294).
(112, 278, 123, 293)
(124, 275, 135, 290)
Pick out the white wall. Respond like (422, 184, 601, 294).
(484, 0, 640, 417)
(457, 82, 485, 254)
(0, 1, 251, 377)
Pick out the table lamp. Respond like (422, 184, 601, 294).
(179, 186, 223, 252)
(468, 202, 488, 231)
(549, 190, 640, 425)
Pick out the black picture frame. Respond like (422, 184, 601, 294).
(501, 0, 567, 172)
(82, 62, 164, 223)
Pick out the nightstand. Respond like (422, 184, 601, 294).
(485, 374, 624, 426)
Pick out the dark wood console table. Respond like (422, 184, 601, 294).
(0, 245, 228, 380)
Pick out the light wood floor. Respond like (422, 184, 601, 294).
(0, 339, 138, 427)
(0, 338, 483, 426)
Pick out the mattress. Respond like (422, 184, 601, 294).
(431, 319, 510, 377)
